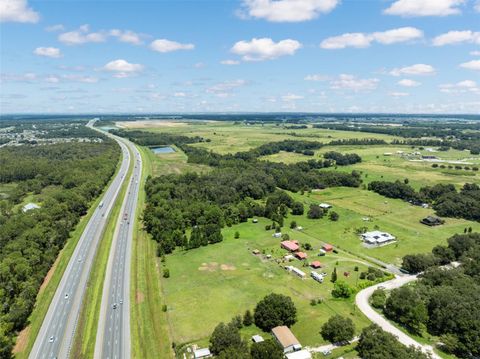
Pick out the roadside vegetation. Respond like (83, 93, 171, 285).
(0, 123, 118, 358)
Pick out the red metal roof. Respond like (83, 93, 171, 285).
(281, 241, 300, 252)
(311, 261, 322, 268)
(295, 252, 308, 259)
(322, 244, 333, 251)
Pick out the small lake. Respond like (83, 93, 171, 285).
(151, 146, 175, 154)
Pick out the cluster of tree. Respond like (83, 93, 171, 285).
(0, 139, 119, 356)
(328, 138, 387, 146)
(141, 138, 362, 254)
(431, 163, 479, 171)
(237, 139, 324, 159)
(323, 151, 362, 166)
(368, 181, 480, 221)
(207, 294, 296, 359)
(389, 233, 480, 357)
(359, 267, 387, 281)
(109, 129, 205, 146)
(356, 324, 429, 359)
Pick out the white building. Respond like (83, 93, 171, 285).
(193, 348, 211, 358)
(361, 231, 396, 245)
(311, 271, 324, 283)
(319, 203, 332, 209)
(22, 203, 40, 212)
(286, 266, 306, 278)
(252, 335, 264, 343)
(272, 326, 302, 353)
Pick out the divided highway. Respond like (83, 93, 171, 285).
(94, 130, 142, 359)
(30, 120, 132, 359)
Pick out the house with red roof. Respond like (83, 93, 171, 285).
(310, 261, 322, 269)
(322, 244, 333, 252)
(295, 252, 308, 260)
(281, 241, 300, 252)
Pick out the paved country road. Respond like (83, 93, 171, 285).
(355, 275, 441, 359)
(94, 127, 142, 359)
(29, 120, 131, 359)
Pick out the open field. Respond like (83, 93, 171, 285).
(161, 218, 376, 350)
(290, 187, 480, 266)
(118, 121, 398, 154)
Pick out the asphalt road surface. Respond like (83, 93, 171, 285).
(94, 129, 142, 359)
(29, 121, 131, 359)
(355, 274, 441, 359)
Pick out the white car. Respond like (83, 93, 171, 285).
(322, 349, 331, 356)
(64, 293, 69, 299)
(49, 336, 55, 343)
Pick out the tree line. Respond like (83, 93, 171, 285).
(368, 181, 480, 221)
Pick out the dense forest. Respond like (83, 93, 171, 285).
(136, 133, 361, 255)
(368, 181, 480, 221)
(109, 129, 205, 146)
(382, 233, 480, 358)
(323, 151, 362, 165)
(0, 135, 119, 356)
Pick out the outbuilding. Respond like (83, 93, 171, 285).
(281, 240, 300, 252)
(251, 335, 264, 343)
(295, 252, 308, 260)
(322, 244, 333, 252)
(310, 261, 322, 269)
(319, 203, 332, 209)
(22, 202, 40, 212)
(361, 231, 396, 245)
(420, 216, 445, 226)
(286, 350, 312, 359)
(271, 326, 302, 353)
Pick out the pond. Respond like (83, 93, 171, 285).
(151, 146, 175, 154)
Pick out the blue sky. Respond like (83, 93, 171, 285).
(1, 0, 479, 114)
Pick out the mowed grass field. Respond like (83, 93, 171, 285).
(289, 188, 480, 266)
(161, 218, 374, 349)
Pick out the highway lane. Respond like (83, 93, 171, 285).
(29, 121, 131, 359)
(94, 131, 142, 359)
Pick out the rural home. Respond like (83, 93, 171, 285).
(421, 216, 445, 226)
(361, 231, 396, 245)
(286, 349, 312, 359)
(271, 326, 302, 353)
(310, 261, 322, 269)
(286, 266, 306, 279)
(281, 240, 300, 252)
(193, 348, 211, 358)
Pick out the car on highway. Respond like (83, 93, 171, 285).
(99, 201, 104, 208)
(64, 293, 69, 299)
(119, 299, 123, 304)
(112, 303, 118, 309)
(123, 213, 128, 220)
(49, 336, 55, 343)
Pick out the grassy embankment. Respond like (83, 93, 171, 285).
(71, 144, 134, 358)
(14, 147, 124, 359)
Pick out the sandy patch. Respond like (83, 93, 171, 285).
(13, 326, 30, 354)
(116, 120, 188, 129)
(220, 264, 236, 271)
(136, 291, 145, 304)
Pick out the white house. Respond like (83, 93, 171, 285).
(193, 348, 211, 358)
(311, 271, 324, 283)
(361, 231, 396, 245)
(286, 266, 306, 279)
(319, 203, 332, 209)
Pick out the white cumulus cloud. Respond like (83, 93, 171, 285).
(231, 37, 302, 61)
(390, 92, 410, 97)
(390, 64, 436, 76)
(439, 80, 479, 93)
(110, 29, 143, 45)
(460, 60, 480, 71)
(33, 47, 62, 58)
(320, 27, 423, 49)
(282, 93, 304, 101)
(240, 0, 339, 22)
(150, 39, 194, 53)
(0, 0, 39, 23)
(432, 30, 480, 46)
(384, 0, 465, 17)
(330, 74, 379, 91)
(304, 74, 329, 81)
(220, 60, 240, 65)
(45, 24, 64, 32)
(103, 59, 144, 78)
(398, 79, 421, 87)
(207, 79, 246, 97)
(59, 25, 107, 45)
